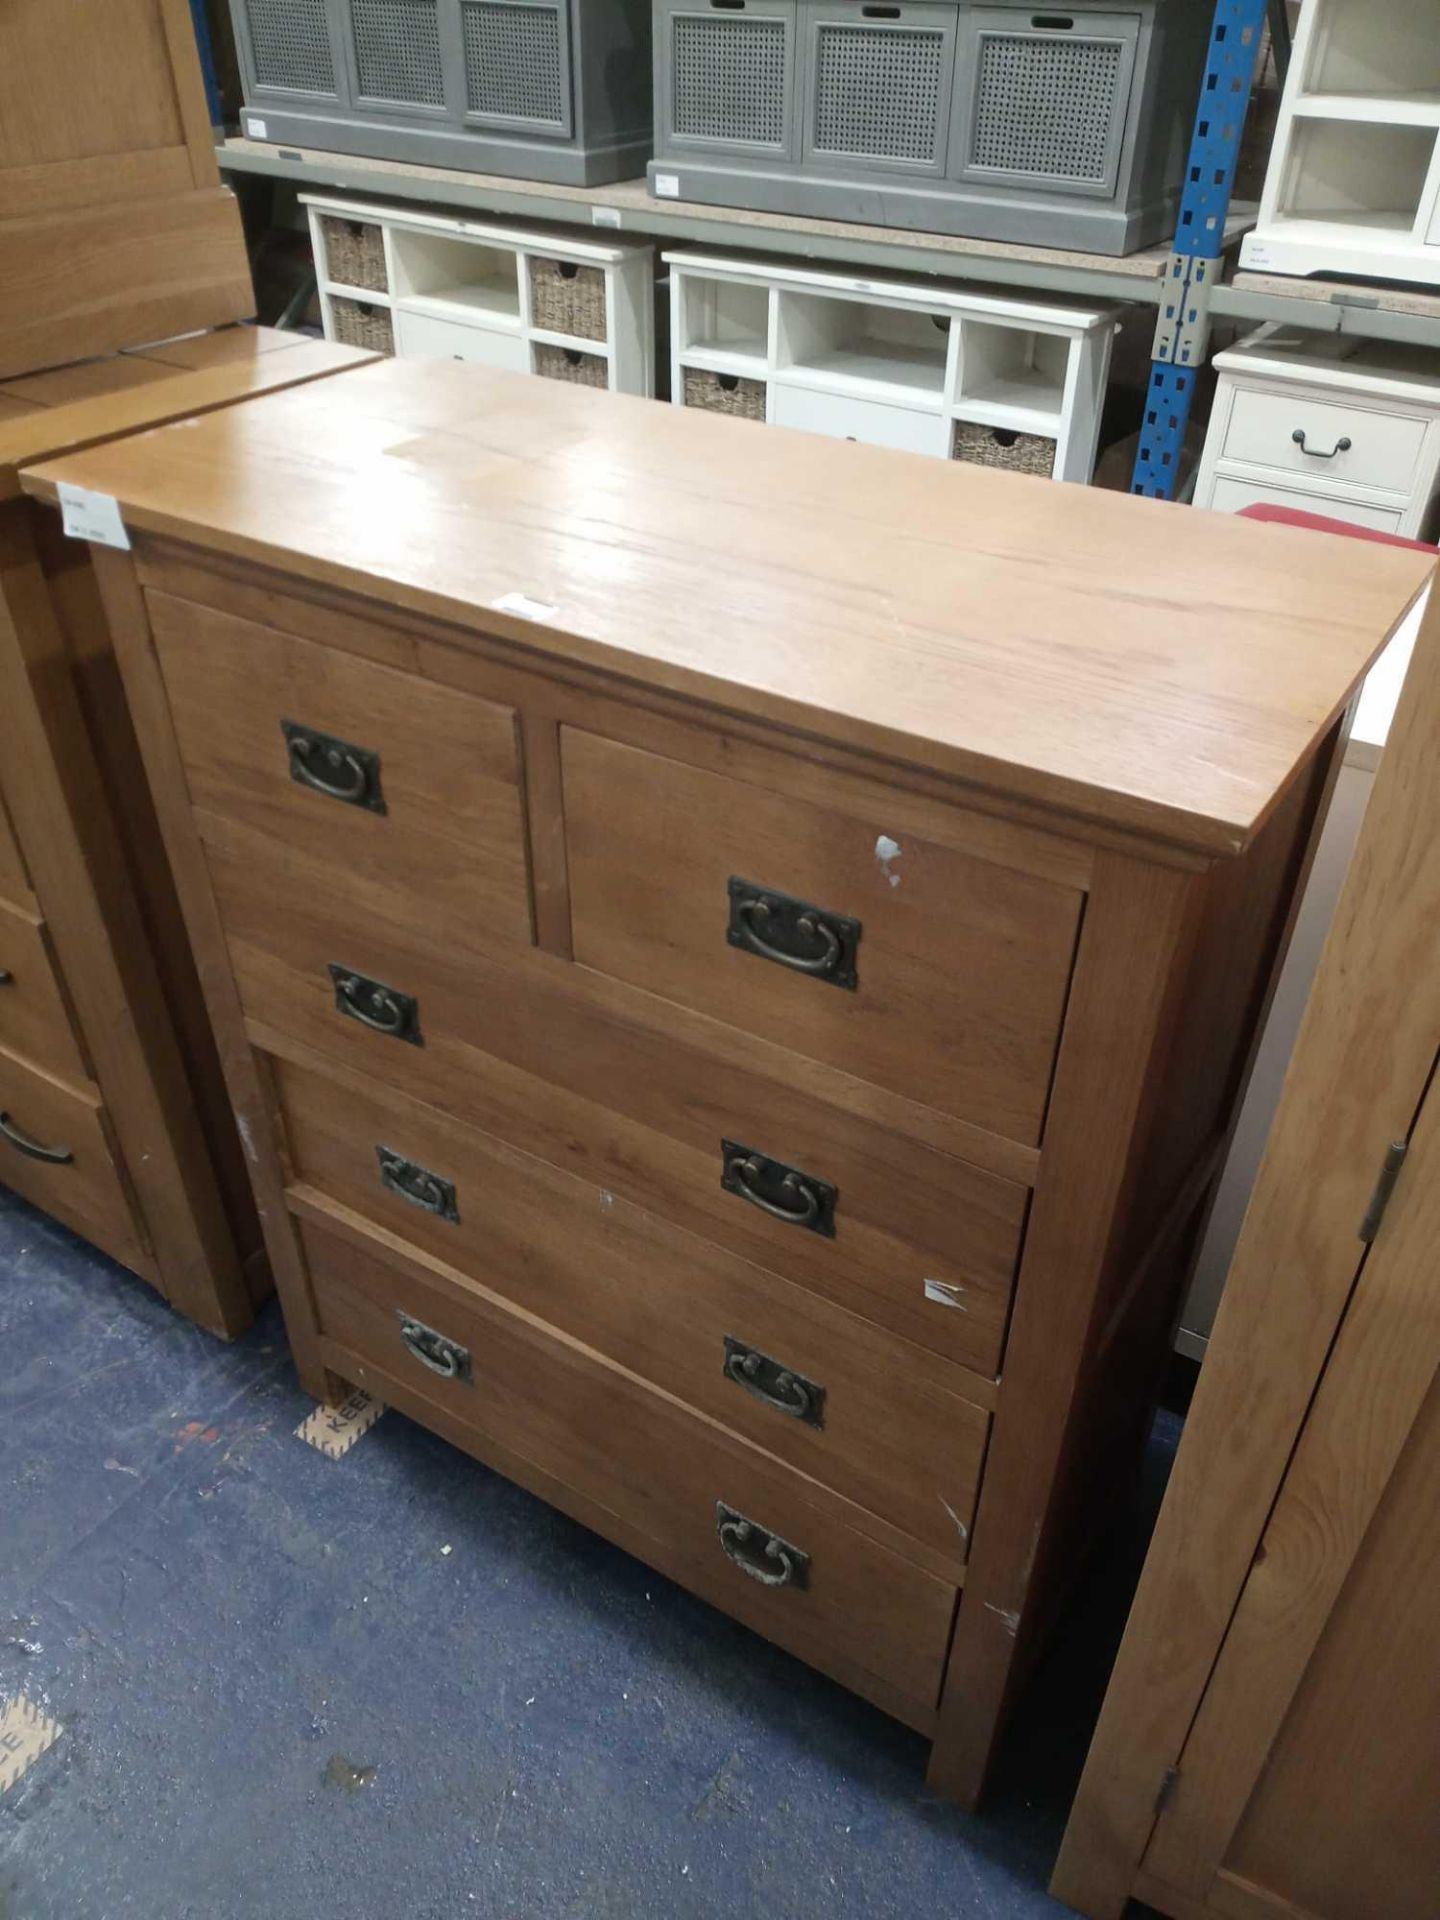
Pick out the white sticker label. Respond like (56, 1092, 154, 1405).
(494, 591, 558, 623)
(247, 115, 268, 139)
(592, 206, 622, 229)
(57, 484, 130, 551)
(653, 172, 681, 199)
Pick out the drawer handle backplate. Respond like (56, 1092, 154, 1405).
(724, 1336, 826, 1428)
(716, 1502, 809, 1590)
(377, 1145, 459, 1223)
(1292, 427, 1352, 461)
(330, 964, 423, 1045)
(721, 1139, 837, 1238)
(0, 968, 12, 986)
(282, 720, 386, 814)
(727, 877, 860, 990)
(0, 1111, 74, 1165)
(396, 1311, 472, 1383)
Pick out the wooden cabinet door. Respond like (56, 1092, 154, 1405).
(1136, 1060, 1440, 1920)
(0, 0, 217, 219)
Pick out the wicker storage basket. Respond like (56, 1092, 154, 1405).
(320, 216, 387, 293)
(534, 344, 608, 389)
(683, 369, 767, 422)
(330, 297, 394, 355)
(951, 421, 1055, 477)
(529, 258, 608, 342)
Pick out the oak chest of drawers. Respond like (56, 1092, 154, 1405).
(28, 360, 1431, 1803)
(0, 329, 370, 1332)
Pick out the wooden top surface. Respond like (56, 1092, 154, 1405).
(0, 335, 373, 499)
(23, 358, 1433, 857)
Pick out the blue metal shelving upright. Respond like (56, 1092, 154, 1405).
(1130, 0, 1271, 499)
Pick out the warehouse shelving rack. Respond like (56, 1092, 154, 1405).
(216, 0, 1440, 498)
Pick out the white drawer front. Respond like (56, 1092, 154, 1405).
(1221, 386, 1425, 496)
(394, 310, 530, 371)
(770, 384, 949, 459)
(1208, 475, 1405, 534)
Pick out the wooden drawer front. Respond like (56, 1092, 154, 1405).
(0, 1046, 144, 1267)
(770, 384, 950, 459)
(0, 795, 31, 908)
(145, 590, 531, 959)
(562, 730, 1081, 1147)
(0, 899, 89, 1086)
(1221, 387, 1426, 497)
(276, 1053, 991, 1572)
(208, 842, 1027, 1373)
(301, 1216, 959, 1715)
(1207, 476, 1406, 534)
(394, 310, 530, 371)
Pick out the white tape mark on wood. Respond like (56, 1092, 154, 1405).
(296, 1389, 387, 1460)
(0, 1697, 63, 1795)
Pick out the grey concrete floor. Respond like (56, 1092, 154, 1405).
(0, 1187, 1176, 1919)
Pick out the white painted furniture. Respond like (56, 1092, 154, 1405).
(665, 251, 1119, 484)
(1240, 0, 1440, 288)
(304, 195, 655, 396)
(1194, 327, 1440, 540)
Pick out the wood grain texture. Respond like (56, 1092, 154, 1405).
(201, 834, 1029, 1376)
(147, 589, 532, 961)
(124, 325, 312, 371)
(1052, 586, 1440, 1919)
(302, 1217, 961, 1712)
(0, 1043, 148, 1273)
(0, 507, 248, 1328)
(0, 354, 181, 408)
(562, 727, 1082, 1147)
(22, 360, 1431, 856)
(0, 342, 375, 500)
(0, 794, 34, 907)
(927, 850, 1206, 1808)
(277, 1048, 992, 1576)
(1142, 1075, 1440, 1902)
(0, 896, 91, 1087)
(0, 190, 253, 384)
(87, 545, 330, 1365)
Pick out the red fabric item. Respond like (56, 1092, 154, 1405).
(1236, 503, 1437, 553)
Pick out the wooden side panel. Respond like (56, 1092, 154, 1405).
(0, 509, 249, 1332)
(0, 192, 252, 384)
(1052, 585, 1440, 1920)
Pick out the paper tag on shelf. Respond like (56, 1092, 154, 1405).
(246, 115, 268, 140)
(494, 591, 559, 623)
(57, 484, 130, 551)
(592, 207, 622, 229)
(653, 172, 681, 199)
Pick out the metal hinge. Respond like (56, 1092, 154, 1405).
(1359, 1142, 1409, 1244)
(1153, 1766, 1181, 1819)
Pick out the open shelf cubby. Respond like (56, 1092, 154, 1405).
(1276, 119, 1437, 236)
(391, 230, 522, 326)
(1304, 0, 1440, 107)
(678, 276, 770, 375)
(774, 292, 950, 406)
(957, 324, 1069, 427)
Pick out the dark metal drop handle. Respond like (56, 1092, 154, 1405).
(334, 974, 407, 1036)
(288, 734, 371, 804)
(0, 1111, 74, 1165)
(735, 900, 841, 978)
(729, 1156, 820, 1227)
(1292, 428, 1352, 460)
(718, 1516, 804, 1589)
(390, 1167, 451, 1216)
(726, 1348, 816, 1422)
(398, 1316, 469, 1380)
(0, 967, 12, 986)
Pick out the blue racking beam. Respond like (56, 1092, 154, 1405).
(1130, 0, 1270, 499)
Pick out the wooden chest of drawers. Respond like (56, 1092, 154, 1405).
(27, 360, 1431, 1802)
(0, 329, 371, 1332)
